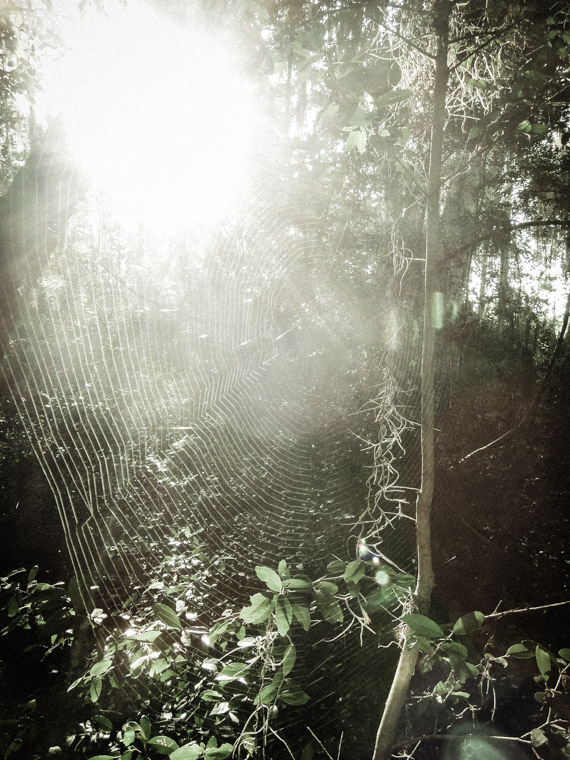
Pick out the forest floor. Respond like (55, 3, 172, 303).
(425, 370, 570, 755)
(433, 372, 569, 651)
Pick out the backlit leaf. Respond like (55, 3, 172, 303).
(506, 643, 533, 659)
(314, 581, 338, 595)
(277, 559, 289, 579)
(216, 662, 249, 681)
(170, 746, 204, 760)
(140, 716, 151, 741)
(90, 659, 113, 676)
(153, 603, 182, 631)
(535, 646, 551, 678)
(201, 689, 223, 702)
(316, 591, 343, 624)
(275, 597, 291, 637)
(326, 560, 346, 574)
(255, 566, 282, 593)
(240, 593, 272, 624)
(402, 613, 444, 639)
(92, 714, 112, 730)
(292, 603, 311, 631)
(148, 736, 179, 754)
(452, 611, 485, 636)
(204, 744, 233, 759)
(343, 560, 365, 585)
(89, 675, 102, 703)
(281, 578, 311, 590)
(531, 728, 548, 748)
(282, 643, 296, 677)
(279, 686, 310, 705)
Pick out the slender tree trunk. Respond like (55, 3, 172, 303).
(478, 247, 488, 318)
(371, 2, 449, 757)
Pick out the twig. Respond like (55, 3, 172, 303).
(306, 726, 335, 760)
(485, 599, 570, 621)
(269, 727, 296, 760)
(392, 731, 532, 751)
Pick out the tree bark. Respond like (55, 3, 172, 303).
(371, 1, 449, 757)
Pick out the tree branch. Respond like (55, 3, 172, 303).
(485, 599, 570, 621)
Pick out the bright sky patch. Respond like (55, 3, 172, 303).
(43, 1, 251, 231)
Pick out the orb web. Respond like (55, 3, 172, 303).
(0, 130, 421, 753)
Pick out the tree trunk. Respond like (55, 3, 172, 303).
(371, 1, 449, 757)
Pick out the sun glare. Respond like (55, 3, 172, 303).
(43, 1, 251, 231)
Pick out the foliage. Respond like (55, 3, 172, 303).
(2, 562, 569, 759)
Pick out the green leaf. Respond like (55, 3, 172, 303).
(326, 560, 346, 574)
(67, 576, 86, 612)
(281, 578, 312, 590)
(517, 119, 533, 133)
(558, 648, 570, 661)
(530, 728, 548, 748)
(346, 127, 363, 153)
(27, 566, 38, 583)
(282, 643, 296, 677)
(254, 681, 279, 705)
(402, 614, 444, 639)
(148, 736, 179, 754)
(535, 646, 551, 679)
(124, 631, 162, 642)
(316, 591, 343, 624)
(201, 689, 223, 702)
(90, 659, 113, 676)
(452, 611, 485, 636)
(170, 747, 204, 760)
(506, 643, 533, 659)
(314, 581, 338, 595)
(440, 641, 468, 659)
(153, 603, 182, 631)
(292, 603, 311, 631)
(240, 593, 272, 624)
(7, 595, 19, 617)
(348, 106, 371, 128)
(301, 743, 314, 760)
(363, 587, 392, 612)
(140, 716, 151, 741)
(86, 756, 117, 760)
(275, 597, 292, 637)
(92, 714, 113, 730)
(277, 560, 289, 579)
(123, 728, 136, 747)
(204, 744, 233, 759)
(255, 566, 282, 593)
(89, 675, 102, 703)
(216, 662, 249, 681)
(279, 685, 310, 705)
(343, 560, 365, 585)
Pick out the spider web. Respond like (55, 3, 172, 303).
(0, 125, 421, 754)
